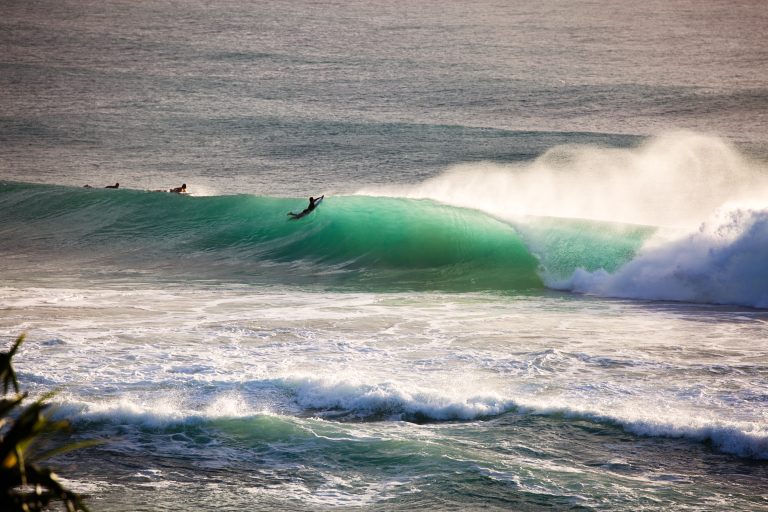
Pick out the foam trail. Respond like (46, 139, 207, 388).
(357, 131, 768, 228)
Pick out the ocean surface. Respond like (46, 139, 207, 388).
(2, 0, 768, 510)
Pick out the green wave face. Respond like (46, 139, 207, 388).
(270, 195, 543, 290)
(0, 182, 652, 291)
(514, 216, 656, 282)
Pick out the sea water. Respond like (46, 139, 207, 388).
(1, 1, 768, 510)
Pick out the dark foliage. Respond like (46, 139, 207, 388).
(1, 334, 90, 512)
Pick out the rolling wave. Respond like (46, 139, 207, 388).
(3, 147, 767, 307)
(354, 132, 768, 307)
(0, 181, 645, 291)
(56, 377, 768, 460)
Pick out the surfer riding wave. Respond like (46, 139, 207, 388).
(288, 195, 324, 219)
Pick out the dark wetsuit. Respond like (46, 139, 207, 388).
(289, 195, 324, 219)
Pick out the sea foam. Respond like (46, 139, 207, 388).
(555, 207, 768, 308)
(55, 376, 768, 460)
(359, 131, 768, 229)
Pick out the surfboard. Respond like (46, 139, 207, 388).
(288, 196, 324, 220)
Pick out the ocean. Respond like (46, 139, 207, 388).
(1, 0, 768, 510)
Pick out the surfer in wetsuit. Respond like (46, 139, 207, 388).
(303, 195, 325, 214)
(105, 183, 119, 189)
(288, 195, 324, 219)
(170, 183, 187, 193)
(306, 196, 321, 212)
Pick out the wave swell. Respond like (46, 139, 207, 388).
(0, 181, 644, 291)
(3, 132, 767, 305)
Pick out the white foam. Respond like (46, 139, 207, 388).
(555, 206, 768, 307)
(515, 397, 768, 460)
(184, 183, 220, 197)
(55, 391, 259, 429)
(285, 375, 515, 420)
(6, 277, 767, 464)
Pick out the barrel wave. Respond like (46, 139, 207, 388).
(0, 181, 656, 292)
(0, 182, 537, 290)
(16, 178, 768, 306)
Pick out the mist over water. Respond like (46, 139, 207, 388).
(362, 131, 768, 228)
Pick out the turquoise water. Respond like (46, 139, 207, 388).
(1, 182, 657, 291)
(2, 1, 768, 510)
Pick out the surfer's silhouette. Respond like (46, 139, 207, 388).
(105, 183, 119, 189)
(170, 183, 187, 194)
(288, 195, 324, 219)
(306, 196, 321, 212)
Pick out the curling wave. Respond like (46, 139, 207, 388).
(0, 181, 646, 291)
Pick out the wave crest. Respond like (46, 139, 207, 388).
(57, 377, 768, 460)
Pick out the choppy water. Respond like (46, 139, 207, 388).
(2, 0, 768, 510)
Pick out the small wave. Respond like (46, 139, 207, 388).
(514, 398, 768, 460)
(288, 377, 768, 459)
(50, 377, 768, 460)
(285, 377, 768, 458)
(285, 376, 516, 422)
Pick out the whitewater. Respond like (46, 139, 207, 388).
(2, 0, 768, 510)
